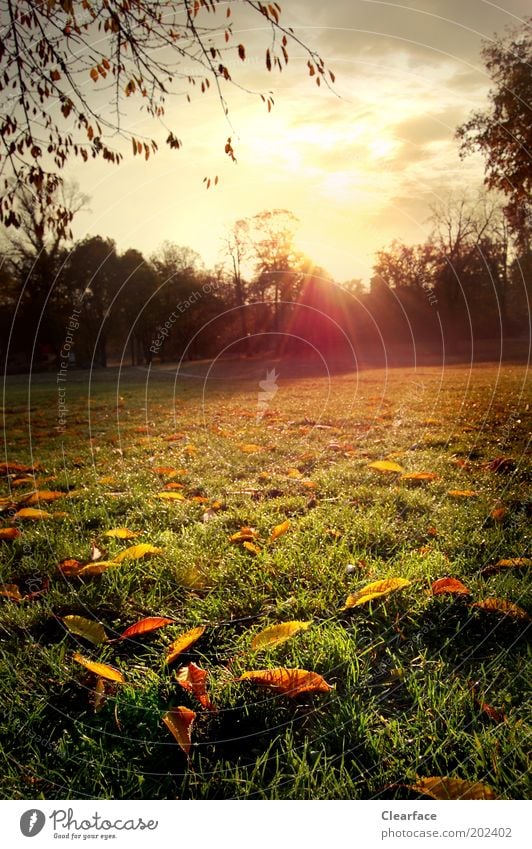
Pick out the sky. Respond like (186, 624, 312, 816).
(65, 0, 531, 284)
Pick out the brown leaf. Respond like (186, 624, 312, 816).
(473, 598, 530, 621)
(176, 662, 214, 709)
(481, 557, 531, 577)
(447, 489, 479, 498)
(166, 625, 206, 665)
(162, 706, 196, 756)
(0, 583, 23, 601)
(431, 577, 470, 596)
(412, 777, 496, 800)
(237, 668, 333, 697)
(399, 472, 438, 484)
(486, 456, 515, 473)
(116, 616, 175, 641)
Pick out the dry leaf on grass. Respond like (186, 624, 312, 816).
(344, 578, 411, 608)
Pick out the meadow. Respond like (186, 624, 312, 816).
(0, 360, 530, 800)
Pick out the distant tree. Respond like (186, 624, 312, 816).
(223, 218, 251, 338)
(0, 0, 334, 237)
(457, 19, 532, 248)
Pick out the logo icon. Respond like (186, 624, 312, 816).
(256, 368, 279, 422)
(20, 810, 46, 837)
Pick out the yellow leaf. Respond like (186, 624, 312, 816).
(163, 706, 196, 756)
(243, 541, 261, 554)
(73, 652, 125, 683)
(473, 598, 530, 621)
(237, 668, 333, 697)
(103, 528, 140, 539)
(287, 468, 302, 478)
(251, 621, 311, 650)
(344, 577, 411, 608)
(156, 491, 186, 501)
(63, 615, 108, 645)
(447, 489, 479, 497)
(412, 777, 496, 800)
(270, 519, 290, 541)
(112, 543, 163, 563)
(14, 507, 54, 520)
(368, 460, 404, 474)
(166, 625, 206, 665)
(76, 561, 121, 576)
(494, 557, 531, 569)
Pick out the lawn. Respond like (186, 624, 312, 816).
(0, 360, 530, 800)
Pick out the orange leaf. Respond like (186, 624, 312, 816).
(270, 519, 290, 541)
(117, 616, 175, 640)
(0, 528, 21, 540)
(229, 527, 259, 543)
(166, 626, 206, 665)
(237, 668, 333, 697)
(431, 577, 470, 596)
(14, 507, 54, 520)
(400, 472, 438, 484)
(18, 490, 66, 505)
(176, 662, 214, 709)
(163, 706, 196, 756)
(0, 461, 35, 475)
(243, 541, 261, 554)
(482, 557, 531, 577)
(473, 598, 530, 621)
(73, 652, 124, 683)
(58, 557, 84, 576)
(447, 489, 479, 498)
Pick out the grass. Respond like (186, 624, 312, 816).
(0, 360, 530, 800)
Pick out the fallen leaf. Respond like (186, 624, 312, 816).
(270, 519, 291, 541)
(447, 489, 479, 498)
(240, 443, 262, 453)
(0, 527, 21, 540)
(473, 598, 530, 621)
(76, 561, 121, 577)
(112, 543, 163, 563)
(399, 472, 438, 484)
(162, 706, 196, 756)
(344, 577, 411, 608)
(412, 777, 496, 800)
(487, 457, 515, 473)
(18, 490, 66, 505)
(237, 668, 333, 697)
(229, 527, 259, 543)
(63, 615, 108, 645)
(0, 583, 23, 601)
(166, 625, 206, 665)
(0, 461, 34, 475)
(368, 460, 404, 474)
(431, 577, 470, 596)
(287, 468, 302, 478)
(162, 482, 185, 490)
(103, 528, 140, 539)
(13, 507, 54, 520)
(243, 541, 261, 554)
(92, 677, 107, 712)
(251, 621, 311, 650)
(176, 662, 214, 709)
(58, 558, 84, 576)
(490, 507, 507, 522)
(156, 491, 186, 501)
(481, 557, 531, 577)
(116, 616, 175, 640)
(73, 652, 125, 683)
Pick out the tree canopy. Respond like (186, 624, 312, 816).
(0, 0, 334, 237)
(456, 18, 532, 247)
